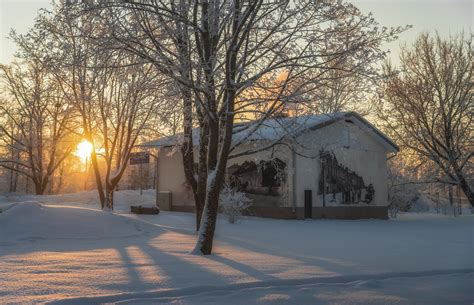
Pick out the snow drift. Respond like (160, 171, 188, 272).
(0, 201, 146, 242)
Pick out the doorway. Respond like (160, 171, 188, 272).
(304, 190, 312, 219)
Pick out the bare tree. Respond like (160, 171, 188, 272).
(378, 33, 473, 206)
(289, 49, 378, 116)
(302, 65, 374, 115)
(30, 5, 164, 209)
(93, 60, 163, 209)
(0, 58, 74, 195)
(88, 1, 209, 227)
(36, 7, 109, 205)
(0, 119, 21, 192)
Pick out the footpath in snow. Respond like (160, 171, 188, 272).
(0, 190, 472, 304)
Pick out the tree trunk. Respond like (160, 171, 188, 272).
(448, 185, 456, 216)
(105, 186, 114, 210)
(448, 185, 453, 206)
(89, 148, 106, 209)
(453, 165, 474, 207)
(194, 123, 209, 231)
(198, 191, 220, 254)
(193, 169, 223, 255)
(9, 168, 18, 193)
(195, 199, 204, 232)
(180, 87, 203, 229)
(192, 118, 222, 254)
(193, 93, 235, 254)
(33, 178, 47, 195)
(56, 167, 64, 194)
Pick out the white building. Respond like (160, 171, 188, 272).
(143, 112, 399, 219)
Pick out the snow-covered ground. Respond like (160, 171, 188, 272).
(0, 191, 472, 304)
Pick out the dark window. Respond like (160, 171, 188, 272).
(261, 159, 286, 187)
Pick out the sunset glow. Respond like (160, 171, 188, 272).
(75, 140, 93, 162)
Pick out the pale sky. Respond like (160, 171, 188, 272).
(0, 0, 472, 64)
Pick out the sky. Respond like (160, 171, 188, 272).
(0, 0, 472, 64)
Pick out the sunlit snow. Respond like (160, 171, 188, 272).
(0, 190, 472, 304)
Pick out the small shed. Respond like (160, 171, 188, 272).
(142, 112, 398, 219)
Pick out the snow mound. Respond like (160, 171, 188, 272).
(3, 189, 158, 213)
(0, 200, 42, 214)
(0, 202, 146, 242)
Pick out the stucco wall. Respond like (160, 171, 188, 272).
(294, 120, 390, 208)
(156, 118, 391, 214)
(156, 146, 194, 207)
(157, 142, 293, 209)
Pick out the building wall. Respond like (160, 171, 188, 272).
(294, 120, 390, 210)
(157, 142, 292, 209)
(156, 146, 194, 207)
(156, 119, 392, 219)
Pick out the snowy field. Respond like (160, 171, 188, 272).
(0, 191, 472, 304)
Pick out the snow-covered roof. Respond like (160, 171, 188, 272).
(141, 112, 399, 152)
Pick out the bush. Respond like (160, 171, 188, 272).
(408, 196, 431, 212)
(390, 190, 419, 212)
(388, 185, 420, 218)
(219, 186, 252, 224)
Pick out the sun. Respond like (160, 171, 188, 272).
(75, 140, 93, 162)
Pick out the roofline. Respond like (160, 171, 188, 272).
(345, 112, 400, 152)
(140, 112, 400, 152)
(298, 112, 399, 152)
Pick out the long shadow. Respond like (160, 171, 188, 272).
(1, 223, 239, 302)
(219, 234, 358, 275)
(207, 254, 278, 281)
(0, 221, 267, 290)
(138, 241, 236, 288)
(115, 246, 157, 292)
